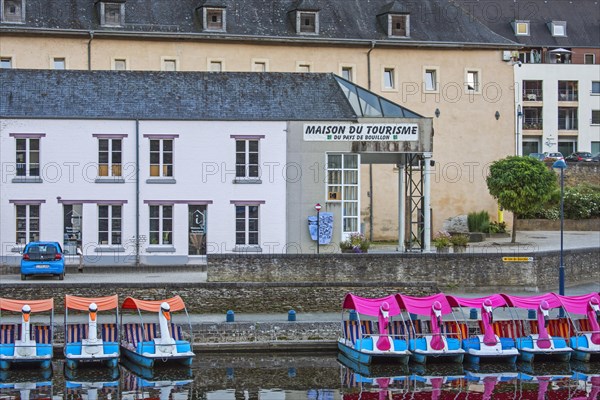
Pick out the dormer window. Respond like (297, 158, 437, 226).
(389, 14, 409, 37)
(1, 0, 25, 23)
(96, 1, 125, 27)
(203, 7, 225, 31)
(549, 21, 567, 37)
(513, 20, 529, 36)
(297, 11, 318, 34)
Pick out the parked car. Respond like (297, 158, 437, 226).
(543, 152, 564, 162)
(528, 152, 545, 161)
(565, 151, 594, 162)
(592, 153, 600, 162)
(20, 241, 65, 280)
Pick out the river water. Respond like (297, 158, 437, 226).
(0, 352, 598, 399)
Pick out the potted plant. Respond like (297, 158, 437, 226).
(432, 231, 451, 253)
(450, 233, 469, 253)
(339, 232, 370, 253)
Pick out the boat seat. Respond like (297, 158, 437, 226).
(33, 325, 52, 344)
(122, 323, 183, 347)
(0, 324, 15, 344)
(101, 323, 118, 342)
(441, 321, 468, 340)
(480, 320, 527, 339)
(66, 324, 88, 343)
(341, 320, 374, 345)
(389, 320, 410, 339)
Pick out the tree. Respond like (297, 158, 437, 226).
(486, 156, 558, 243)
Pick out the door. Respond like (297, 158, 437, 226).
(188, 205, 207, 255)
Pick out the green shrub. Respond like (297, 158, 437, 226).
(522, 184, 600, 220)
(467, 211, 490, 233)
(488, 221, 507, 233)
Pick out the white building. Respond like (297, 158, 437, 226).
(0, 70, 431, 266)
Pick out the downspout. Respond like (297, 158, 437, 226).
(367, 41, 376, 241)
(367, 40, 376, 90)
(135, 120, 140, 267)
(87, 31, 94, 70)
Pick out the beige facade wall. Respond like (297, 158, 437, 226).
(0, 35, 516, 238)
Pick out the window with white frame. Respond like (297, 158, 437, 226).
(235, 205, 259, 246)
(149, 205, 172, 245)
(205, 7, 224, 31)
(550, 21, 567, 37)
(149, 138, 173, 177)
(15, 137, 40, 177)
(2, 0, 24, 23)
(113, 59, 127, 70)
(593, 81, 600, 95)
(98, 205, 122, 245)
(235, 139, 259, 179)
(162, 59, 177, 71)
(253, 61, 267, 72)
(297, 63, 311, 72)
(341, 66, 353, 81)
(584, 54, 595, 64)
(98, 138, 122, 177)
(424, 68, 438, 92)
(209, 60, 222, 72)
(298, 11, 317, 34)
(53, 58, 65, 70)
(514, 21, 529, 35)
(102, 2, 124, 27)
(16, 204, 39, 244)
(327, 153, 359, 238)
(383, 67, 395, 89)
(389, 15, 408, 37)
(1, 57, 12, 68)
(466, 70, 480, 93)
(592, 110, 600, 125)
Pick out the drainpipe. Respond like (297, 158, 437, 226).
(135, 120, 140, 267)
(367, 41, 376, 90)
(87, 31, 94, 70)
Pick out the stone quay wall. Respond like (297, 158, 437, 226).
(207, 248, 600, 293)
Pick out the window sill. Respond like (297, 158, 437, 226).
(233, 245, 262, 253)
(146, 245, 176, 253)
(381, 87, 398, 93)
(12, 177, 42, 183)
(146, 178, 176, 184)
(233, 178, 262, 184)
(95, 177, 126, 184)
(94, 246, 126, 253)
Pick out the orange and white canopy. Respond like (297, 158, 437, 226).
(121, 296, 186, 312)
(0, 297, 54, 313)
(65, 295, 119, 311)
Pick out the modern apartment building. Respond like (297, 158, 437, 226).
(455, 0, 600, 156)
(0, 0, 520, 248)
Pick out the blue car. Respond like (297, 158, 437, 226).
(20, 241, 65, 280)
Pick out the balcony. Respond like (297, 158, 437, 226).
(523, 89, 543, 102)
(523, 118, 543, 130)
(558, 118, 578, 130)
(558, 91, 578, 101)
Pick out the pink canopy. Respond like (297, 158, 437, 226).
(501, 293, 561, 310)
(446, 294, 508, 308)
(554, 293, 600, 314)
(342, 293, 401, 317)
(395, 293, 452, 316)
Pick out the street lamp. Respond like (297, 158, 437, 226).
(314, 203, 322, 254)
(516, 105, 523, 156)
(552, 159, 567, 306)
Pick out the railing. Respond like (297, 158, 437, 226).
(523, 89, 543, 101)
(558, 91, 578, 101)
(558, 118, 578, 130)
(523, 118, 543, 130)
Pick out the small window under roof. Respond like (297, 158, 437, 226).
(335, 76, 422, 118)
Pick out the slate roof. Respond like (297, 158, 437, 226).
(0, 0, 516, 47)
(0, 70, 365, 121)
(453, 0, 600, 48)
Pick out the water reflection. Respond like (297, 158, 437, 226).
(0, 353, 597, 399)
